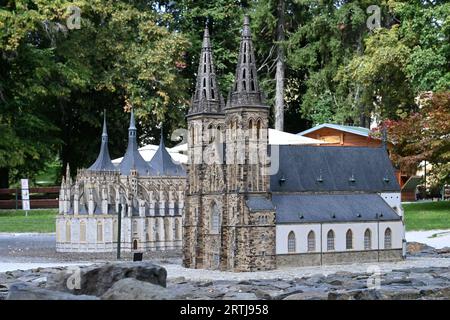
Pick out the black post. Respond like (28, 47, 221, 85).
(117, 203, 122, 260)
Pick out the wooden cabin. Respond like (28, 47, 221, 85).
(297, 123, 381, 147)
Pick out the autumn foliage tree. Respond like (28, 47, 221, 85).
(383, 92, 450, 187)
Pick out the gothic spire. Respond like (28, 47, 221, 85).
(119, 108, 151, 175)
(148, 128, 185, 176)
(227, 15, 267, 109)
(88, 111, 116, 172)
(188, 25, 224, 116)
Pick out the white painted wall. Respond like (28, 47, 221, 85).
(276, 221, 404, 254)
(379, 192, 403, 216)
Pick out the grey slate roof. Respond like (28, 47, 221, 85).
(119, 109, 151, 176)
(246, 195, 275, 212)
(87, 113, 117, 172)
(273, 193, 401, 224)
(148, 131, 185, 176)
(270, 145, 400, 193)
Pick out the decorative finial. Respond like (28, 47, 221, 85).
(242, 15, 251, 38)
(382, 126, 387, 149)
(129, 107, 136, 130)
(102, 109, 107, 137)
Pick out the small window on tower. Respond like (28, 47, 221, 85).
(251, 80, 255, 91)
(203, 78, 206, 88)
(211, 89, 215, 99)
(242, 81, 246, 90)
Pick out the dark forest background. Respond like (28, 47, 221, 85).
(0, 0, 448, 188)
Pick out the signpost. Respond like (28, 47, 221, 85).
(117, 203, 122, 260)
(21, 179, 30, 216)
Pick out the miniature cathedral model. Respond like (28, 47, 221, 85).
(57, 16, 405, 270)
(183, 16, 406, 271)
(56, 110, 185, 253)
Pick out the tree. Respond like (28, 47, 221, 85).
(381, 92, 450, 186)
(0, 0, 190, 185)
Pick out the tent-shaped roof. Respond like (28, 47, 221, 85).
(87, 113, 117, 172)
(148, 131, 185, 176)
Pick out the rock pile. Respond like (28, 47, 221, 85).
(2, 243, 450, 300)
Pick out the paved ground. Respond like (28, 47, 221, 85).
(1, 232, 450, 279)
(406, 229, 450, 249)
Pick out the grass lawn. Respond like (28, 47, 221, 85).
(403, 201, 450, 231)
(0, 209, 57, 233)
(0, 201, 449, 233)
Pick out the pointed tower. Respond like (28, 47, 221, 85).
(119, 108, 151, 176)
(183, 24, 227, 270)
(88, 112, 117, 172)
(148, 129, 185, 176)
(188, 25, 225, 116)
(223, 15, 275, 271)
(226, 15, 266, 109)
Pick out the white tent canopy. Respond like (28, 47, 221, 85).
(112, 129, 326, 166)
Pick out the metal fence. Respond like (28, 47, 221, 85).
(0, 187, 59, 209)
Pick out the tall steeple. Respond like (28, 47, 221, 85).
(88, 111, 116, 172)
(119, 108, 151, 175)
(149, 128, 185, 176)
(227, 15, 266, 109)
(188, 24, 224, 116)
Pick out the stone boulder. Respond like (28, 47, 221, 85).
(46, 262, 167, 297)
(7, 282, 98, 300)
(407, 242, 435, 255)
(101, 278, 174, 300)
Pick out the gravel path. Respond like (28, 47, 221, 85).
(1, 232, 450, 281)
(160, 256, 450, 281)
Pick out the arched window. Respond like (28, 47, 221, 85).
(97, 221, 103, 242)
(364, 228, 372, 250)
(346, 229, 353, 250)
(287, 231, 296, 253)
(113, 220, 118, 242)
(256, 120, 261, 139)
(307, 231, 315, 252)
(384, 228, 392, 249)
(65, 221, 71, 243)
(165, 219, 170, 241)
(208, 123, 214, 143)
(175, 218, 181, 240)
(80, 221, 86, 243)
(211, 203, 220, 233)
(133, 220, 138, 235)
(190, 126, 194, 145)
(133, 239, 138, 250)
(249, 119, 254, 139)
(327, 230, 335, 251)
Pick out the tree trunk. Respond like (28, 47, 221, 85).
(0, 167, 9, 188)
(355, 34, 370, 128)
(274, 0, 285, 131)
